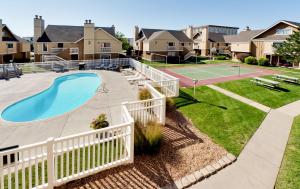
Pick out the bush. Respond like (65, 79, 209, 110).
(214, 55, 227, 60)
(166, 97, 175, 111)
(139, 88, 152, 100)
(90, 114, 109, 129)
(244, 56, 258, 65)
(258, 57, 270, 66)
(134, 120, 163, 154)
(236, 53, 250, 62)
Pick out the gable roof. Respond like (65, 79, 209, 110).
(224, 29, 264, 43)
(140, 28, 192, 42)
(37, 25, 116, 43)
(252, 20, 300, 40)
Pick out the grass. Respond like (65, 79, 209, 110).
(175, 86, 266, 155)
(217, 75, 300, 109)
(3, 141, 122, 189)
(276, 116, 300, 189)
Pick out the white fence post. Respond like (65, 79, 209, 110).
(46, 137, 55, 189)
(129, 121, 134, 163)
(161, 96, 166, 125)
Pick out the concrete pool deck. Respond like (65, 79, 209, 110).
(0, 70, 138, 148)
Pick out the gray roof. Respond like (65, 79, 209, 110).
(208, 32, 226, 42)
(253, 35, 289, 41)
(224, 30, 265, 43)
(283, 20, 300, 27)
(140, 28, 192, 42)
(1, 24, 27, 42)
(37, 25, 116, 42)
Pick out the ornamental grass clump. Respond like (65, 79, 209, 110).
(139, 88, 152, 100)
(134, 120, 163, 155)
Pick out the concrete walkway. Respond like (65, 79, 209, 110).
(189, 90, 300, 188)
(207, 85, 271, 113)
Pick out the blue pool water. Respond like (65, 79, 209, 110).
(1, 73, 101, 122)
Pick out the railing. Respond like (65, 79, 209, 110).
(0, 111, 134, 189)
(70, 48, 79, 54)
(167, 46, 176, 51)
(129, 59, 179, 97)
(123, 82, 166, 125)
(6, 48, 16, 54)
(100, 47, 112, 53)
(50, 48, 66, 54)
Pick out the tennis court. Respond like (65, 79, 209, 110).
(164, 64, 278, 87)
(169, 64, 256, 80)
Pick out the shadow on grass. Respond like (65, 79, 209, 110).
(175, 90, 227, 110)
(261, 85, 290, 92)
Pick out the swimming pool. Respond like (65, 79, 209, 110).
(1, 73, 101, 122)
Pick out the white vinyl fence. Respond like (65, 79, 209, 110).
(0, 58, 179, 189)
(129, 59, 179, 97)
(0, 110, 134, 189)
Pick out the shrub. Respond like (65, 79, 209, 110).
(134, 120, 163, 154)
(139, 88, 152, 100)
(166, 97, 175, 111)
(214, 55, 227, 60)
(236, 53, 250, 62)
(90, 114, 109, 129)
(258, 57, 270, 66)
(244, 56, 258, 65)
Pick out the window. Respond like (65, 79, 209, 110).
(7, 43, 13, 48)
(273, 42, 283, 48)
(58, 43, 64, 48)
(276, 28, 292, 35)
(101, 42, 111, 47)
(100, 54, 111, 59)
(43, 43, 47, 52)
(181, 43, 185, 46)
(168, 42, 175, 46)
(88, 41, 91, 45)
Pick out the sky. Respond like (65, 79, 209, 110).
(1, 0, 300, 38)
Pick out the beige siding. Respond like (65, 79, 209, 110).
(147, 31, 181, 52)
(231, 42, 251, 53)
(0, 42, 17, 54)
(94, 29, 122, 53)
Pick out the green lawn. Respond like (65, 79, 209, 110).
(276, 116, 300, 189)
(217, 75, 300, 109)
(175, 86, 266, 155)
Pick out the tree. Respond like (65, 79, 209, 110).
(115, 31, 133, 53)
(274, 31, 300, 67)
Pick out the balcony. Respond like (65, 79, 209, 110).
(70, 48, 79, 54)
(167, 46, 176, 51)
(100, 47, 112, 53)
(50, 48, 65, 54)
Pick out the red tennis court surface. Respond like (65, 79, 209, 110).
(161, 64, 279, 87)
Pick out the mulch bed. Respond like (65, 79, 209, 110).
(56, 109, 227, 189)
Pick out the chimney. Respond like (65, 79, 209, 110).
(0, 19, 2, 42)
(186, 25, 194, 39)
(134, 25, 139, 42)
(34, 15, 45, 42)
(84, 19, 95, 55)
(111, 25, 115, 34)
(245, 26, 251, 31)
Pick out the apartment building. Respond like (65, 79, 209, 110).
(0, 19, 31, 64)
(133, 26, 193, 63)
(182, 25, 239, 56)
(34, 15, 122, 62)
(225, 20, 300, 66)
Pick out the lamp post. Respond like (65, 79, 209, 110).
(193, 79, 198, 97)
(232, 65, 241, 77)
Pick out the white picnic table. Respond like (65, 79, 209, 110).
(273, 74, 299, 84)
(251, 77, 280, 88)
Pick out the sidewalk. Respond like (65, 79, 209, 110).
(189, 88, 300, 189)
(207, 85, 271, 113)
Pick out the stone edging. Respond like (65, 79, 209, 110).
(161, 153, 236, 189)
